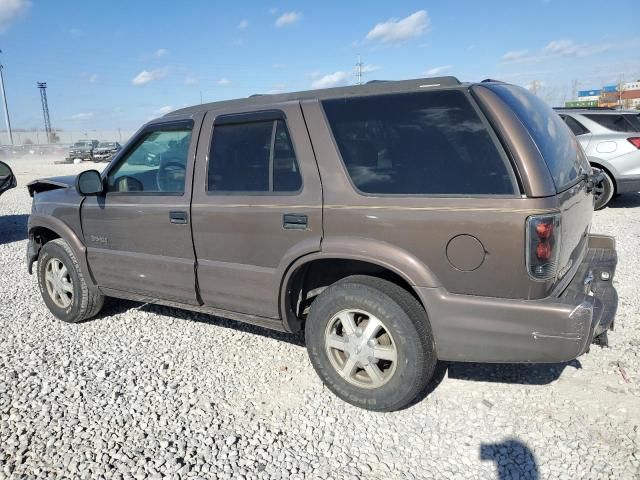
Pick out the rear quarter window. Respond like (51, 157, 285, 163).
(486, 84, 589, 192)
(322, 90, 516, 196)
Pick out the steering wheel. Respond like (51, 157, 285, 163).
(157, 161, 186, 192)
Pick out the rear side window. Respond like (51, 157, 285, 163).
(208, 119, 302, 193)
(584, 114, 640, 133)
(322, 91, 515, 195)
(486, 84, 588, 192)
(562, 115, 590, 136)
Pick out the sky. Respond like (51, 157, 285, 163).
(0, 0, 638, 133)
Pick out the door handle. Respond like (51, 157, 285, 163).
(283, 213, 308, 230)
(170, 211, 189, 224)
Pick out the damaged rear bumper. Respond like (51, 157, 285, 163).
(417, 234, 618, 363)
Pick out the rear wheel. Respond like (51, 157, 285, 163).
(593, 170, 615, 210)
(37, 239, 104, 323)
(305, 275, 436, 411)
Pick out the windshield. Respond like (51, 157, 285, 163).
(485, 83, 589, 192)
(98, 142, 116, 148)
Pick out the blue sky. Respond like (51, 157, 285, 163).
(0, 0, 638, 132)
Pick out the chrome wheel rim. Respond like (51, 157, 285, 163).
(44, 258, 74, 308)
(324, 309, 398, 389)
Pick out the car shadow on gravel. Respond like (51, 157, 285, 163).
(445, 359, 581, 385)
(93, 298, 305, 346)
(0, 214, 28, 245)
(608, 192, 640, 209)
(480, 438, 539, 479)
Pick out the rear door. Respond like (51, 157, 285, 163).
(486, 84, 593, 281)
(81, 116, 202, 304)
(191, 103, 322, 318)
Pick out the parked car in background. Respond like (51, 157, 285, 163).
(93, 142, 122, 162)
(0, 161, 16, 197)
(555, 108, 640, 209)
(66, 140, 99, 162)
(27, 77, 618, 411)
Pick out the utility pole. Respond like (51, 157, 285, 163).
(530, 80, 541, 96)
(355, 55, 364, 85)
(37, 82, 52, 143)
(0, 51, 14, 145)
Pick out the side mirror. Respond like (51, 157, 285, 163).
(0, 160, 16, 196)
(76, 169, 103, 196)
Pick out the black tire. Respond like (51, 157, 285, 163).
(305, 275, 436, 411)
(594, 170, 615, 210)
(37, 238, 104, 323)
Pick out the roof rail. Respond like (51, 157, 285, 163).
(553, 106, 616, 111)
(481, 78, 505, 83)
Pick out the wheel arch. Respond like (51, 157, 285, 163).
(28, 215, 95, 286)
(279, 241, 440, 333)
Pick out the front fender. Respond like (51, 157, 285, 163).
(27, 214, 95, 287)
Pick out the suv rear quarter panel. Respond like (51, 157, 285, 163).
(301, 99, 560, 300)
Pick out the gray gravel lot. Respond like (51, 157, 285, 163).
(1, 156, 639, 479)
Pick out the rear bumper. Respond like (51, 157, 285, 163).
(616, 174, 640, 194)
(418, 234, 618, 363)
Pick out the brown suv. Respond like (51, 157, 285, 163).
(27, 77, 618, 411)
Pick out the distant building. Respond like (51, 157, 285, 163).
(622, 81, 640, 91)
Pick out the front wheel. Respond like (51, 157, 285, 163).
(37, 238, 104, 323)
(593, 170, 615, 210)
(305, 275, 436, 411)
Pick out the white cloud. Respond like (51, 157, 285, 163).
(312, 71, 350, 89)
(361, 64, 381, 73)
(275, 11, 300, 27)
(237, 19, 248, 29)
(156, 106, 173, 115)
(184, 74, 199, 85)
(155, 48, 169, 58)
(88, 73, 98, 83)
(0, 0, 30, 32)
(70, 112, 94, 120)
(365, 10, 429, 44)
(543, 39, 580, 56)
(217, 78, 231, 86)
(132, 67, 169, 86)
(502, 50, 529, 62)
(423, 65, 452, 76)
(267, 83, 288, 94)
(268, 7, 278, 15)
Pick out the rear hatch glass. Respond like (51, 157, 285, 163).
(483, 83, 593, 285)
(484, 84, 589, 193)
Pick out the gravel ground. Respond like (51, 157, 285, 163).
(1, 156, 639, 480)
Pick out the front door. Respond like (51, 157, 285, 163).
(81, 117, 202, 304)
(191, 104, 323, 318)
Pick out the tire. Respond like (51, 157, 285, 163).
(594, 170, 615, 210)
(37, 238, 104, 323)
(305, 275, 436, 411)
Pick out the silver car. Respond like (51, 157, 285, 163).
(556, 108, 640, 209)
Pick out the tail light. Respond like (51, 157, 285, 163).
(627, 137, 640, 149)
(526, 214, 561, 280)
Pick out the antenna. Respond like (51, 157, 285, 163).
(355, 55, 364, 85)
(37, 82, 52, 143)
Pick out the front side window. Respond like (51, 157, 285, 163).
(107, 128, 192, 194)
(208, 119, 302, 193)
(322, 90, 515, 195)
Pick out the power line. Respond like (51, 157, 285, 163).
(37, 82, 52, 142)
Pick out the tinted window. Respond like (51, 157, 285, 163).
(562, 115, 590, 136)
(487, 84, 588, 192)
(107, 128, 192, 193)
(208, 119, 301, 193)
(584, 114, 640, 133)
(322, 91, 514, 195)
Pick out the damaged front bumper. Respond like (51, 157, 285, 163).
(416, 234, 618, 363)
